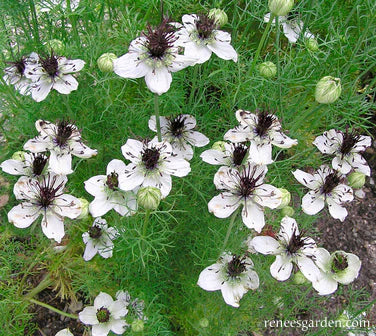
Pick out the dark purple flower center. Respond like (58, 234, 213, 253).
(40, 54, 59, 77)
(106, 172, 119, 190)
(35, 175, 64, 208)
(286, 229, 308, 254)
(227, 255, 247, 277)
(196, 14, 216, 39)
(89, 225, 102, 239)
(96, 307, 110, 323)
(32, 154, 48, 176)
(322, 172, 341, 194)
(8, 58, 26, 75)
(232, 144, 248, 166)
(169, 115, 186, 137)
(331, 252, 348, 272)
(141, 147, 160, 170)
(236, 165, 264, 198)
(55, 120, 74, 147)
(145, 19, 176, 59)
(255, 110, 276, 137)
(339, 129, 361, 156)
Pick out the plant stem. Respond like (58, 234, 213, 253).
(222, 208, 240, 251)
(249, 13, 275, 75)
(154, 93, 162, 142)
(28, 0, 42, 50)
(275, 16, 282, 116)
(27, 298, 78, 320)
(23, 274, 53, 299)
(142, 210, 151, 238)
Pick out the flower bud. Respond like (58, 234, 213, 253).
(97, 53, 117, 72)
(268, 0, 294, 17)
(336, 312, 350, 329)
(45, 39, 65, 54)
(208, 8, 228, 26)
(11, 151, 26, 161)
(347, 172, 366, 189)
(315, 76, 342, 104)
(305, 38, 319, 52)
(259, 61, 277, 79)
(276, 188, 291, 209)
(211, 141, 226, 152)
(292, 271, 309, 284)
(198, 318, 209, 328)
(131, 319, 144, 332)
(137, 187, 162, 210)
(281, 206, 294, 217)
(77, 198, 89, 219)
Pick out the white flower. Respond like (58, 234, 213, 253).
(120, 139, 191, 198)
(3, 52, 39, 95)
(113, 19, 195, 95)
(200, 142, 252, 168)
(250, 216, 321, 281)
(293, 165, 354, 221)
(24, 119, 97, 175)
(175, 13, 237, 64)
(38, 0, 80, 12)
(1, 152, 49, 178)
(55, 329, 73, 336)
(197, 252, 259, 308)
(311, 248, 361, 295)
(25, 53, 85, 102)
(208, 164, 282, 232)
(224, 109, 297, 165)
(313, 129, 372, 176)
(148, 114, 209, 160)
(82, 217, 119, 261)
(84, 159, 137, 217)
(8, 174, 82, 242)
(264, 13, 314, 43)
(79, 292, 128, 336)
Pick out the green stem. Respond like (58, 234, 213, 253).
(188, 65, 199, 106)
(154, 93, 162, 142)
(66, 0, 80, 45)
(222, 208, 240, 251)
(290, 103, 324, 133)
(28, 0, 42, 50)
(27, 298, 78, 320)
(142, 210, 151, 238)
(249, 13, 275, 75)
(23, 274, 53, 299)
(275, 16, 282, 116)
(62, 95, 73, 115)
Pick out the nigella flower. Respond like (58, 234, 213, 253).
(113, 18, 196, 95)
(224, 109, 297, 165)
(250, 216, 321, 281)
(84, 159, 137, 217)
(313, 128, 372, 176)
(116, 291, 147, 321)
(1, 152, 49, 178)
(82, 217, 119, 261)
(311, 248, 361, 295)
(24, 119, 97, 175)
(148, 114, 209, 160)
(3, 52, 39, 95)
(24, 52, 85, 102)
(174, 13, 238, 64)
(200, 142, 252, 168)
(293, 165, 354, 221)
(264, 13, 314, 43)
(120, 139, 191, 198)
(197, 252, 259, 307)
(8, 173, 82, 242)
(208, 163, 282, 232)
(78, 292, 128, 336)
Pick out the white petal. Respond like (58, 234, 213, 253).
(163, 157, 191, 177)
(41, 212, 65, 243)
(94, 292, 114, 309)
(144, 67, 172, 95)
(49, 151, 73, 175)
(271, 131, 298, 148)
(248, 141, 273, 165)
(1, 159, 27, 175)
(110, 319, 128, 334)
(55, 329, 74, 336)
(326, 198, 348, 221)
(279, 216, 299, 242)
(89, 197, 114, 217)
(113, 52, 149, 79)
(270, 255, 293, 281)
(143, 173, 171, 198)
(78, 306, 98, 325)
(70, 142, 97, 158)
(24, 136, 50, 153)
(332, 156, 352, 175)
(244, 269, 260, 290)
(197, 263, 222, 291)
(53, 74, 78, 94)
(251, 236, 281, 255)
(220, 282, 246, 308)
(183, 41, 212, 64)
(121, 139, 143, 162)
(224, 125, 252, 143)
(200, 149, 228, 165)
(241, 201, 265, 232)
(98, 241, 114, 259)
(292, 170, 318, 189)
(168, 54, 196, 72)
(353, 135, 372, 151)
(185, 131, 209, 147)
(8, 203, 40, 228)
(83, 240, 98, 261)
(107, 159, 126, 175)
(208, 193, 240, 218)
(171, 142, 194, 160)
(92, 323, 111, 336)
(313, 247, 332, 272)
(54, 194, 82, 219)
(351, 153, 371, 176)
(313, 134, 338, 154)
(148, 115, 168, 132)
(109, 300, 128, 319)
(312, 273, 338, 295)
(31, 80, 53, 102)
(302, 191, 325, 215)
(59, 59, 85, 73)
(333, 253, 361, 284)
(296, 256, 322, 283)
(281, 21, 301, 43)
(207, 30, 237, 62)
(84, 175, 106, 196)
(118, 165, 144, 191)
(253, 184, 282, 209)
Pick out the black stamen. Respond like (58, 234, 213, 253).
(55, 120, 74, 147)
(339, 128, 361, 156)
(7, 57, 26, 75)
(169, 115, 186, 138)
(106, 172, 119, 190)
(35, 175, 64, 209)
(89, 225, 102, 239)
(32, 154, 48, 176)
(255, 110, 276, 137)
(196, 14, 217, 39)
(236, 165, 264, 199)
(96, 307, 110, 323)
(40, 52, 59, 77)
(286, 229, 308, 255)
(322, 172, 341, 194)
(232, 144, 248, 166)
(331, 252, 348, 272)
(227, 255, 247, 277)
(141, 147, 160, 170)
(144, 18, 176, 59)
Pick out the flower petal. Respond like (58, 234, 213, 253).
(94, 292, 114, 309)
(49, 151, 73, 175)
(113, 52, 149, 79)
(53, 74, 78, 94)
(326, 198, 348, 222)
(92, 323, 111, 336)
(301, 191, 325, 215)
(197, 263, 222, 291)
(84, 175, 106, 196)
(144, 67, 172, 95)
(110, 319, 128, 334)
(41, 212, 65, 243)
(270, 255, 293, 281)
(0, 159, 27, 175)
(83, 239, 98, 261)
(78, 306, 98, 325)
(31, 80, 53, 102)
(241, 201, 265, 232)
(8, 203, 40, 228)
(89, 196, 114, 217)
(207, 30, 237, 62)
(185, 130, 209, 147)
(292, 170, 318, 189)
(251, 236, 281, 255)
(208, 193, 240, 218)
(54, 194, 82, 219)
(220, 282, 246, 308)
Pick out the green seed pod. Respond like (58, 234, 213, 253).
(77, 198, 89, 219)
(45, 39, 65, 54)
(315, 76, 342, 104)
(347, 172, 366, 189)
(97, 53, 117, 72)
(131, 319, 145, 332)
(277, 188, 291, 209)
(11, 151, 26, 161)
(268, 0, 294, 16)
(305, 38, 319, 52)
(281, 206, 295, 217)
(259, 61, 277, 79)
(208, 8, 228, 26)
(137, 186, 162, 210)
(292, 271, 309, 284)
(211, 141, 226, 152)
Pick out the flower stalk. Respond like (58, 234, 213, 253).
(222, 207, 240, 251)
(23, 274, 53, 299)
(27, 298, 78, 320)
(154, 93, 162, 142)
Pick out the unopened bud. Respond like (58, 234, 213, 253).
(305, 38, 319, 52)
(137, 187, 161, 210)
(292, 271, 309, 284)
(277, 188, 291, 209)
(199, 318, 209, 328)
(77, 198, 89, 219)
(315, 76, 341, 104)
(11, 151, 26, 161)
(208, 8, 228, 26)
(131, 319, 144, 332)
(268, 0, 294, 17)
(347, 172, 366, 190)
(211, 141, 226, 152)
(259, 61, 277, 79)
(45, 39, 65, 54)
(281, 206, 295, 217)
(97, 53, 117, 72)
